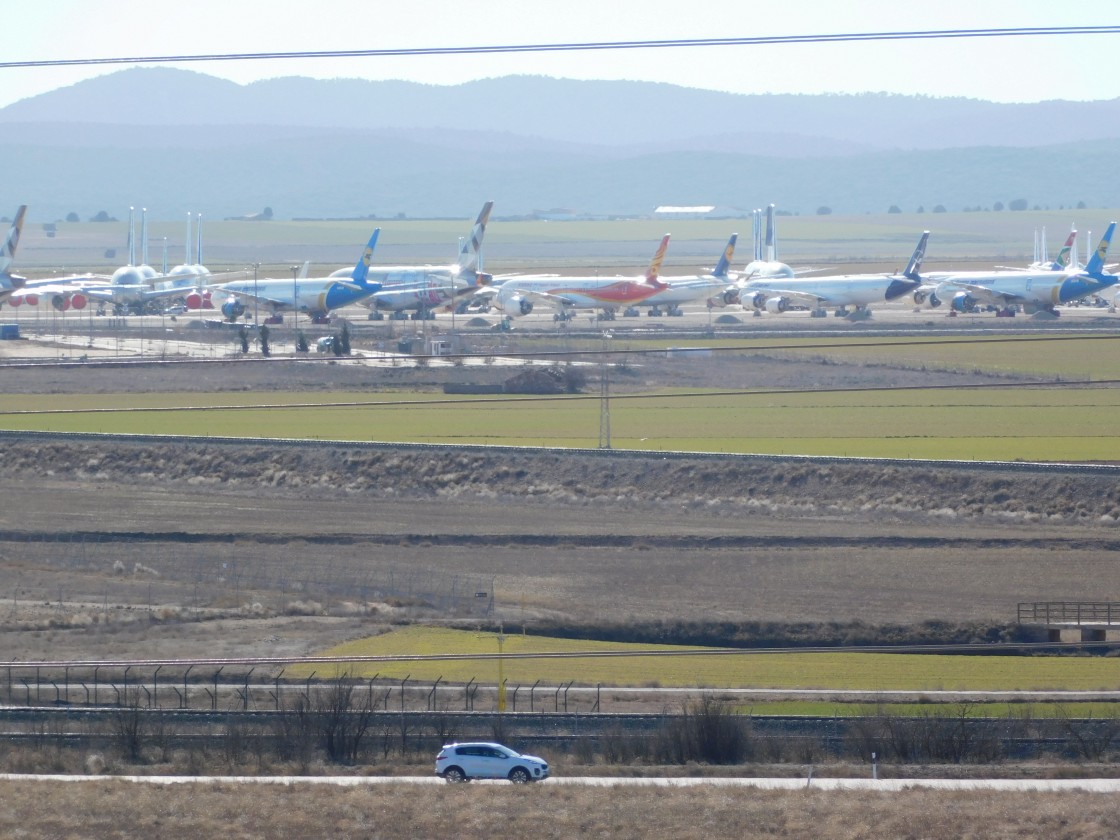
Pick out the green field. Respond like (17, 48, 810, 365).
(292, 627, 1120, 692)
(1, 383, 1118, 461)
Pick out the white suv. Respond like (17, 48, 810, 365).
(435, 742, 550, 783)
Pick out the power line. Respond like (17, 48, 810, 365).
(1, 26, 1118, 70)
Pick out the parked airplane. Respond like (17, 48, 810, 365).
(741, 205, 794, 280)
(208, 228, 383, 322)
(917, 223, 1117, 316)
(621, 234, 740, 317)
(355, 201, 494, 320)
(0, 205, 28, 306)
(738, 231, 930, 318)
(168, 212, 212, 284)
(480, 234, 671, 322)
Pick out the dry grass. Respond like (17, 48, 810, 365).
(0, 781, 1117, 839)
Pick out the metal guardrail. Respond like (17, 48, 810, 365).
(1018, 602, 1120, 626)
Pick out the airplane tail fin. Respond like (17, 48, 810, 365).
(141, 208, 149, 267)
(0, 205, 27, 273)
(127, 206, 135, 267)
(351, 228, 381, 285)
(1052, 227, 1077, 270)
(765, 204, 776, 262)
(711, 233, 738, 278)
(752, 209, 763, 261)
(196, 213, 204, 266)
(456, 200, 494, 274)
(1084, 222, 1116, 277)
(903, 231, 931, 280)
(645, 234, 671, 288)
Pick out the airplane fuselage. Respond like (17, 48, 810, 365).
(493, 274, 666, 315)
(739, 273, 920, 311)
(216, 278, 376, 314)
(634, 275, 735, 308)
(926, 269, 1116, 309)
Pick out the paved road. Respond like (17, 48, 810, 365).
(3, 773, 1120, 791)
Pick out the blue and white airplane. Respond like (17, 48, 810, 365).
(209, 228, 383, 321)
(920, 223, 1117, 316)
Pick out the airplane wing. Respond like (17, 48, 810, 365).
(739, 284, 831, 307)
(517, 289, 582, 308)
(939, 281, 1026, 306)
(209, 286, 291, 309)
(86, 284, 189, 304)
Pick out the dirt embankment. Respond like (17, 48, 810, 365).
(5, 436, 1120, 526)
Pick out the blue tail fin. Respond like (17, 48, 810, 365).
(903, 231, 930, 279)
(712, 234, 738, 278)
(1085, 222, 1116, 277)
(351, 228, 381, 284)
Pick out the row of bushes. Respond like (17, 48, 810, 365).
(6, 694, 1119, 775)
(490, 619, 1037, 649)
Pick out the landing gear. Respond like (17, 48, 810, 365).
(623, 307, 640, 317)
(367, 310, 385, 321)
(666, 304, 683, 317)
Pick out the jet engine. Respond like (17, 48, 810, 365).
(51, 294, 71, 312)
(764, 296, 791, 314)
(220, 297, 246, 321)
(709, 289, 739, 307)
(739, 290, 767, 310)
(502, 295, 532, 316)
(185, 290, 213, 310)
(913, 289, 941, 308)
(950, 292, 977, 313)
(70, 292, 87, 310)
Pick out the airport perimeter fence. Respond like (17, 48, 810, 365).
(0, 531, 495, 619)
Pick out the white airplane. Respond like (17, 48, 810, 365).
(9, 207, 222, 313)
(741, 204, 795, 280)
(167, 212, 213, 284)
(0, 205, 28, 306)
(356, 200, 494, 320)
(621, 233, 740, 317)
(738, 231, 930, 318)
(479, 234, 671, 323)
(208, 228, 383, 322)
(917, 223, 1117, 316)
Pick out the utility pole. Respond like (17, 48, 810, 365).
(291, 264, 300, 329)
(598, 331, 612, 449)
(496, 624, 506, 712)
(251, 262, 260, 326)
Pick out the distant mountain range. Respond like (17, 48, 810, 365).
(1, 67, 1117, 220)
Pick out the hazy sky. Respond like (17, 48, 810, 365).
(3, 0, 1118, 108)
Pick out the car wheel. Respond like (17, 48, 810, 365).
(508, 767, 532, 784)
(443, 767, 467, 783)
